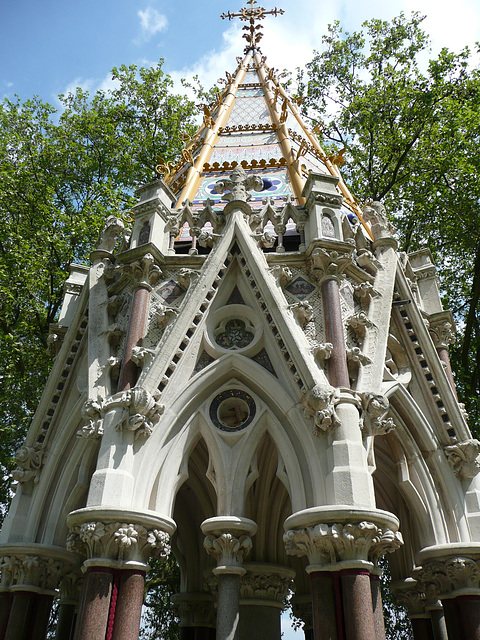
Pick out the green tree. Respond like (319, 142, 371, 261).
(298, 12, 480, 426)
(0, 60, 196, 510)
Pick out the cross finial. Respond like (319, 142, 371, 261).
(221, 1, 284, 52)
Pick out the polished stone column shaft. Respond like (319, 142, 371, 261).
(321, 277, 349, 388)
(370, 574, 386, 640)
(340, 570, 376, 640)
(111, 570, 145, 640)
(216, 573, 241, 640)
(74, 568, 113, 640)
(309, 571, 339, 640)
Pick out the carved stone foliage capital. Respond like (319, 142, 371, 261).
(445, 440, 480, 480)
(360, 392, 395, 437)
(270, 264, 293, 288)
(58, 568, 83, 602)
(429, 320, 455, 350)
(309, 248, 353, 282)
(203, 533, 252, 567)
(12, 443, 45, 484)
(78, 386, 164, 440)
(303, 385, 340, 436)
(240, 572, 293, 603)
(0, 554, 64, 592)
(391, 581, 427, 615)
(414, 556, 480, 600)
(123, 253, 162, 290)
(283, 522, 403, 567)
(67, 521, 170, 563)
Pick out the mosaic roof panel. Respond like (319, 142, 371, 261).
(209, 144, 283, 166)
(228, 96, 271, 127)
(193, 169, 293, 205)
(242, 71, 260, 84)
(236, 87, 264, 97)
(217, 131, 278, 147)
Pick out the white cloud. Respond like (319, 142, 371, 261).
(136, 7, 168, 43)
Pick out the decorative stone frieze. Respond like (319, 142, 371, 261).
(303, 385, 340, 435)
(77, 386, 164, 440)
(204, 533, 252, 568)
(360, 392, 395, 437)
(67, 521, 170, 563)
(283, 521, 403, 567)
(12, 443, 45, 484)
(445, 440, 480, 479)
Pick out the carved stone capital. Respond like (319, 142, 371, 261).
(429, 318, 456, 350)
(67, 521, 170, 564)
(309, 248, 353, 282)
(0, 547, 79, 594)
(171, 593, 216, 627)
(12, 443, 45, 484)
(123, 253, 162, 290)
(413, 556, 480, 601)
(445, 440, 480, 480)
(391, 579, 427, 615)
(203, 533, 252, 568)
(283, 521, 403, 567)
(78, 386, 164, 440)
(303, 385, 340, 435)
(58, 568, 83, 603)
(240, 564, 294, 604)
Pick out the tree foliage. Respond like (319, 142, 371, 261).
(297, 12, 480, 427)
(0, 60, 196, 508)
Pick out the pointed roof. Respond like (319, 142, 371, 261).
(158, 3, 370, 234)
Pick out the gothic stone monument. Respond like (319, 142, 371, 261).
(1, 4, 480, 640)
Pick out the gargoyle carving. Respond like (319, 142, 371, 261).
(303, 385, 340, 435)
(360, 393, 395, 436)
(445, 440, 480, 480)
(289, 301, 313, 328)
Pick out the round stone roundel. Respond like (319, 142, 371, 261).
(209, 389, 256, 432)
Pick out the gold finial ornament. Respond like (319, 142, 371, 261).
(221, 0, 284, 52)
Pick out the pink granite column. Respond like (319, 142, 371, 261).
(321, 277, 349, 388)
(340, 569, 376, 640)
(31, 594, 55, 640)
(55, 603, 77, 640)
(117, 286, 150, 391)
(0, 593, 11, 639)
(3, 591, 35, 640)
(441, 595, 480, 640)
(74, 568, 114, 640)
(309, 571, 339, 640)
(111, 570, 145, 640)
(410, 617, 434, 640)
(370, 574, 386, 640)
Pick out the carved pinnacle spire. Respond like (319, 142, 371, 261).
(221, 0, 284, 52)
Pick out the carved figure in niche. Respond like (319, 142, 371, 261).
(219, 398, 249, 427)
(138, 221, 151, 246)
(321, 215, 335, 238)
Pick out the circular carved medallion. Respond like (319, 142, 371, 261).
(209, 389, 256, 432)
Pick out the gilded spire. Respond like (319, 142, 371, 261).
(221, 0, 284, 52)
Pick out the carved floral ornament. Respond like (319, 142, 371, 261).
(240, 571, 293, 602)
(67, 521, 171, 563)
(309, 247, 353, 282)
(203, 533, 252, 567)
(0, 554, 69, 592)
(283, 521, 403, 567)
(413, 556, 480, 600)
(78, 386, 164, 440)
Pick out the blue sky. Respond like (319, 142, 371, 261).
(1, 0, 479, 104)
